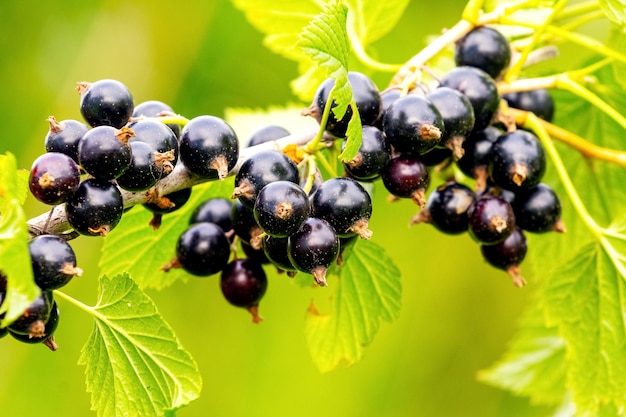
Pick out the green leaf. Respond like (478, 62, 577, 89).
(343, 0, 410, 45)
(305, 239, 401, 372)
(339, 100, 363, 161)
(70, 273, 202, 417)
(599, 0, 626, 26)
(99, 179, 234, 290)
(0, 153, 39, 325)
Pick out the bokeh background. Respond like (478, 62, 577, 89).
(0, 1, 551, 416)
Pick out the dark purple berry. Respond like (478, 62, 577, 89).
(179, 115, 239, 180)
(128, 119, 178, 176)
(489, 129, 546, 190)
(342, 126, 391, 181)
(10, 301, 60, 349)
(480, 227, 528, 287)
(29, 152, 80, 205)
(512, 183, 564, 233)
(220, 258, 268, 323)
(240, 241, 270, 265)
(29, 235, 82, 290)
(44, 116, 89, 163)
(8, 290, 54, 339)
(78, 126, 133, 180)
(78, 79, 134, 128)
(467, 195, 516, 245)
(132, 100, 181, 138)
(419, 147, 452, 167)
(262, 236, 296, 273)
(66, 178, 124, 236)
(254, 181, 310, 237)
(247, 125, 290, 147)
(425, 87, 475, 158)
(456, 125, 501, 188)
(232, 200, 263, 249)
(189, 198, 234, 233)
(381, 154, 430, 206)
(288, 217, 339, 286)
(455, 26, 511, 79)
(503, 89, 555, 122)
(412, 182, 476, 234)
(116, 141, 164, 191)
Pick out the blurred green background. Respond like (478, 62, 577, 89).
(0, 1, 547, 416)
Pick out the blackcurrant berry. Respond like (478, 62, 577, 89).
(489, 129, 546, 190)
(342, 126, 391, 181)
(10, 301, 60, 349)
(480, 227, 528, 287)
(232, 149, 299, 209)
(29, 235, 82, 290)
(179, 115, 239, 179)
(78, 79, 134, 128)
(44, 116, 89, 163)
(78, 125, 133, 180)
(8, 290, 54, 338)
(456, 125, 501, 188)
(311, 178, 373, 239)
(29, 152, 80, 205)
(246, 125, 290, 147)
(143, 187, 192, 230)
(381, 154, 430, 207)
(232, 199, 263, 249)
(412, 182, 476, 234)
(254, 181, 310, 237)
(132, 100, 181, 138)
(163, 222, 230, 276)
(240, 240, 270, 265)
(128, 118, 179, 176)
(375, 87, 403, 129)
(419, 147, 452, 167)
(220, 258, 268, 323)
(116, 141, 165, 192)
(262, 236, 297, 273)
(310, 71, 382, 137)
(455, 26, 511, 79)
(467, 195, 516, 245)
(189, 197, 234, 233)
(439, 66, 500, 131)
(66, 178, 124, 236)
(383, 94, 445, 155)
(512, 183, 564, 233)
(503, 88, 555, 122)
(425, 87, 475, 159)
(288, 217, 339, 286)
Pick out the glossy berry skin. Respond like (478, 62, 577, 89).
(262, 236, 296, 272)
(232, 200, 263, 247)
(455, 26, 511, 79)
(175, 222, 230, 276)
(424, 182, 476, 234)
(383, 95, 445, 155)
(247, 125, 290, 147)
(233, 149, 299, 209)
(8, 290, 54, 337)
(503, 89, 555, 122)
(313, 71, 382, 137)
(311, 178, 372, 239)
(342, 126, 391, 181)
(419, 147, 452, 167)
(29, 152, 80, 205)
(10, 301, 60, 344)
(439, 66, 499, 131)
(375, 88, 403, 129)
(220, 258, 267, 308)
(489, 129, 546, 190)
(180, 115, 239, 180)
(189, 198, 234, 233)
(467, 195, 516, 245)
(288, 217, 339, 286)
(128, 118, 179, 173)
(254, 181, 310, 237)
(425, 87, 475, 153)
(116, 141, 162, 191)
(44, 117, 89, 163)
(143, 188, 192, 215)
(78, 125, 133, 180)
(456, 125, 501, 178)
(512, 183, 562, 233)
(79, 79, 134, 128)
(480, 227, 527, 271)
(132, 100, 181, 138)
(66, 178, 124, 236)
(240, 241, 270, 265)
(29, 235, 80, 290)
(381, 154, 430, 206)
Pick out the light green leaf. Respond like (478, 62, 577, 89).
(339, 100, 363, 161)
(71, 273, 202, 417)
(305, 239, 401, 372)
(609, 27, 626, 89)
(0, 153, 39, 325)
(99, 179, 234, 290)
(599, 0, 626, 26)
(343, 0, 410, 45)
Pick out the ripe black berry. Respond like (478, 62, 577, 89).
(10, 301, 60, 349)
(232, 149, 299, 209)
(503, 88, 555, 122)
(288, 217, 339, 286)
(116, 141, 162, 192)
(29, 235, 82, 290)
(489, 129, 546, 190)
(439, 66, 499, 131)
(29, 152, 80, 205)
(143, 187, 192, 229)
(132, 100, 181, 138)
(512, 183, 564, 233)
(240, 240, 270, 265)
(455, 26, 511, 79)
(381, 154, 430, 207)
(179, 115, 239, 179)
(78, 126, 133, 180)
(456, 125, 501, 188)
(163, 222, 230, 276)
(78, 79, 134, 128)
(189, 198, 234, 233)
(480, 227, 528, 287)
(220, 258, 268, 323)
(425, 87, 475, 159)
(128, 118, 179, 175)
(8, 290, 54, 339)
(66, 178, 124, 236)
(247, 125, 290, 147)
(467, 195, 516, 245)
(262, 236, 297, 273)
(44, 116, 89, 163)
(311, 178, 373, 239)
(342, 126, 391, 181)
(382, 95, 445, 155)
(232, 199, 263, 249)
(412, 182, 476, 234)
(254, 181, 310, 237)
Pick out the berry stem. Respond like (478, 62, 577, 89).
(305, 86, 337, 153)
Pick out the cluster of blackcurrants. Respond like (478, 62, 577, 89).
(304, 25, 563, 287)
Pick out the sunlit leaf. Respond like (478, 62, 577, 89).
(343, 0, 410, 45)
(599, 0, 626, 26)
